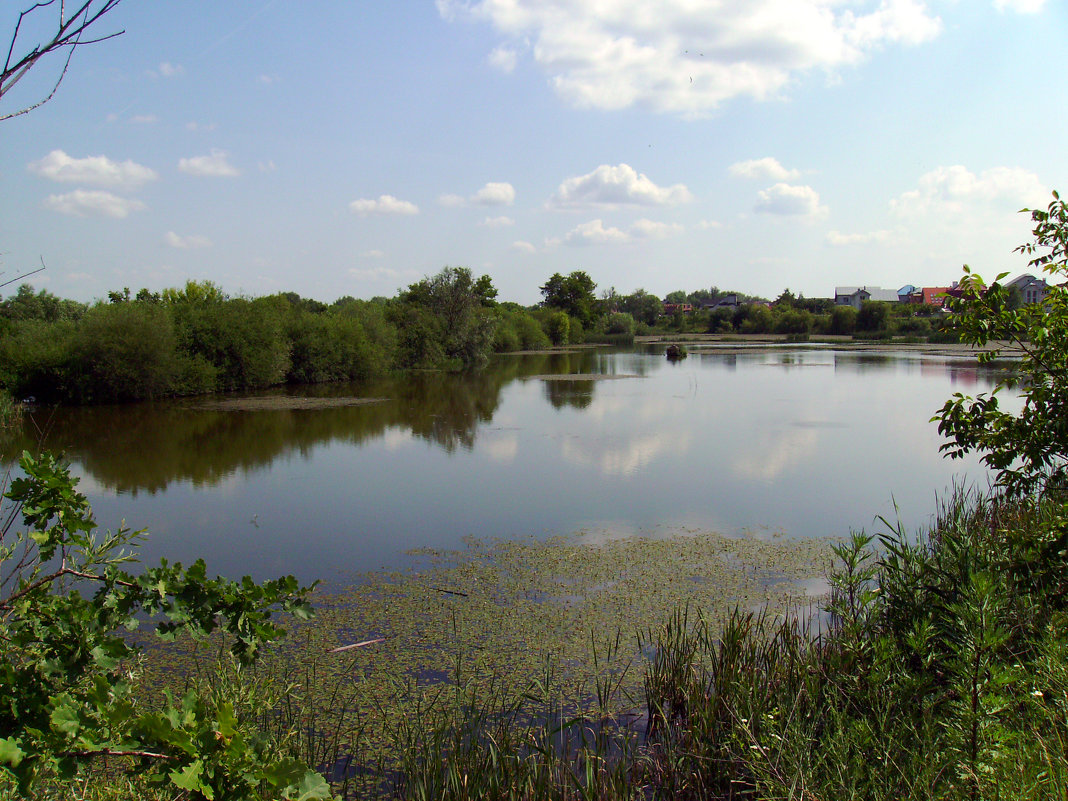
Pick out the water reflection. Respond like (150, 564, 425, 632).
(0, 347, 1007, 584)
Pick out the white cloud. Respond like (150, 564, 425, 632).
(472, 181, 516, 205)
(994, 0, 1045, 12)
(257, 160, 276, 172)
(696, 219, 723, 230)
(630, 218, 683, 239)
(441, 182, 517, 207)
(178, 149, 239, 177)
(28, 150, 158, 189)
(258, 74, 278, 85)
(349, 194, 419, 216)
(487, 45, 518, 72)
(439, 0, 943, 115)
(729, 157, 801, 181)
(480, 215, 515, 227)
(891, 165, 1046, 217)
(549, 163, 692, 208)
(754, 183, 827, 217)
(359, 249, 385, 258)
(130, 114, 158, 124)
(44, 190, 145, 218)
(826, 229, 894, 246)
(164, 231, 212, 249)
(564, 219, 630, 245)
(348, 266, 418, 281)
(158, 62, 185, 78)
(185, 121, 217, 132)
(511, 240, 537, 253)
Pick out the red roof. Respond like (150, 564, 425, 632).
(921, 287, 950, 305)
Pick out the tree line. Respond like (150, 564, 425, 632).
(0, 266, 952, 405)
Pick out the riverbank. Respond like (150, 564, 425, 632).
(636, 332, 1009, 359)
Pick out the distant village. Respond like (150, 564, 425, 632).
(661, 273, 1050, 316)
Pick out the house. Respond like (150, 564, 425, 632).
(834, 286, 900, 311)
(1006, 273, 1049, 305)
(662, 302, 693, 315)
(702, 293, 740, 311)
(920, 287, 951, 307)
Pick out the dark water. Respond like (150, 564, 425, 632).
(1, 345, 1000, 585)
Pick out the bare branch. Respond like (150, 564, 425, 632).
(1, 0, 124, 120)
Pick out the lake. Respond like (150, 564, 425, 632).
(0, 343, 1000, 586)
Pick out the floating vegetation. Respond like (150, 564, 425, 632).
(665, 344, 687, 360)
(194, 396, 388, 411)
(139, 528, 832, 795)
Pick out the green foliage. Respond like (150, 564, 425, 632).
(400, 267, 498, 367)
(544, 311, 570, 346)
(618, 289, 662, 327)
(829, 304, 857, 334)
(0, 451, 329, 799)
(603, 312, 635, 337)
(737, 304, 774, 334)
(856, 300, 890, 332)
(539, 272, 598, 326)
(936, 191, 1068, 495)
(69, 302, 179, 403)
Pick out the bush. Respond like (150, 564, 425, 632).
(0, 451, 329, 799)
(544, 311, 570, 346)
(829, 305, 857, 334)
(68, 302, 179, 402)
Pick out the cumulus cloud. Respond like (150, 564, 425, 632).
(563, 219, 630, 246)
(549, 164, 691, 209)
(480, 215, 515, 227)
(439, 0, 943, 114)
(472, 181, 516, 205)
(349, 194, 419, 216)
(441, 182, 516, 207)
(164, 231, 212, 249)
(826, 229, 894, 246)
(630, 218, 684, 239)
(696, 219, 723, 230)
(178, 149, 239, 177)
(28, 150, 158, 189)
(891, 165, 1046, 217)
(511, 240, 537, 253)
(487, 45, 518, 72)
(754, 183, 827, 217)
(729, 157, 801, 181)
(44, 190, 145, 218)
(359, 249, 385, 258)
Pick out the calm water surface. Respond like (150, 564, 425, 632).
(2, 346, 1000, 585)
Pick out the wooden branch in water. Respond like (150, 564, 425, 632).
(329, 637, 385, 653)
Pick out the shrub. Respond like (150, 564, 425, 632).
(0, 451, 329, 799)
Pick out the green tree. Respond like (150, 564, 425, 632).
(829, 305, 857, 335)
(539, 271, 598, 326)
(856, 300, 889, 332)
(401, 267, 497, 366)
(936, 191, 1068, 495)
(620, 289, 662, 327)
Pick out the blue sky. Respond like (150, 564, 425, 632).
(2, 0, 1065, 306)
